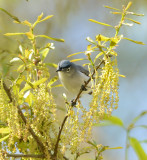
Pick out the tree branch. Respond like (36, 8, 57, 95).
(7, 153, 45, 158)
(2, 82, 49, 157)
(2, 81, 12, 102)
(53, 115, 68, 159)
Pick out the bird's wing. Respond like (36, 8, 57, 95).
(76, 65, 89, 77)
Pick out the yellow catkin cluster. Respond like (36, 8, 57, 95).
(91, 56, 119, 119)
(28, 84, 57, 152)
(0, 82, 57, 156)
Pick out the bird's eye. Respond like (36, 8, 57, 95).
(66, 67, 70, 72)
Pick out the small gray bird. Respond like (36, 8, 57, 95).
(56, 60, 91, 96)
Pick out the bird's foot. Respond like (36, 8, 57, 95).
(71, 99, 76, 107)
(80, 85, 87, 91)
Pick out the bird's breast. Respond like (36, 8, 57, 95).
(58, 71, 89, 95)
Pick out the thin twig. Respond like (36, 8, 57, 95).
(7, 153, 45, 158)
(2, 82, 12, 102)
(53, 115, 68, 159)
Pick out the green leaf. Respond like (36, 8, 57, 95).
(0, 135, 9, 142)
(47, 76, 58, 87)
(87, 140, 97, 148)
(20, 78, 48, 94)
(70, 58, 86, 62)
(39, 15, 54, 23)
(96, 34, 110, 42)
(0, 8, 21, 23)
(67, 51, 84, 58)
(89, 19, 113, 28)
(104, 116, 124, 127)
(131, 111, 147, 124)
(0, 128, 10, 134)
(36, 35, 64, 42)
(10, 57, 22, 63)
(130, 137, 147, 160)
(125, 1, 132, 11)
(21, 20, 32, 27)
(94, 52, 104, 63)
(86, 37, 97, 45)
(40, 48, 49, 61)
(104, 5, 120, 11)
(33, 78, 48, 87)
(140, 140, 147, 143)
(126, 12, 144, 16)
(123, 37, 145, 45)
(111, 12, 121, 15)
(45, 63, 57, 68)
(94, 116, 124, 127)
(125, 18, 141, 24)
(107, 146, 123, 150)
(37, 12, 44, 21)
(51, 84, 63, 88)
(4, 32, 26, 36)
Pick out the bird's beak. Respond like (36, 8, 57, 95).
(56, 68, 62, 72)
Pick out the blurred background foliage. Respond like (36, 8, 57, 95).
(0, 0, 147, 159)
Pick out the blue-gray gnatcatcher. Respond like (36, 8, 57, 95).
(56, 60, 92, 96)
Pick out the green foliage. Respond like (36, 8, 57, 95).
(96, 111, 147, 160)
(0, 2, 145, 160)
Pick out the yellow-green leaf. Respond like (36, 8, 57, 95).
(47, 76, 58, 87)
(25, 32, 34, 40)
(110, 50, 117, 56)
(126, 12, 144, 16)
(37, 12, 44, 21)
(111, 12, 121, 15)
(20, 78, 47, 94)
(106, 146, 123, 150)
(105, 116, 124, 127)
(96, 34, 110, 42)
(4, 32, 25, 36)
(94, 52, 104, 63)
(33, 78, 48, 87)
(10, 57, 22, 63)
(94, 116, 124, 127)
(86, 37, 97, 45)
(0, 135, 9, 143)
(125, 1, 132, 11)
(36, 35, 64, 42)
(131, 111, 147, 124)
(67, 51, 84, 58)
(51, 84, 63, 88)
(70, 58, 86, 62)
(40, 48, 49, 61)
(119, 74, 126, 78)
(123, 37, 145, 45)
(0, 128, 10, 134)
(130, 137, 147, 160)
(89, 19, 113, 28)
(39, 15, 54, 23)
(104, 5, 120, 11)
(125, 18, 141, 24)
(0, 8, 20, 23)
(22, 20, 32, 27)
(45, 63, 57, 68)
